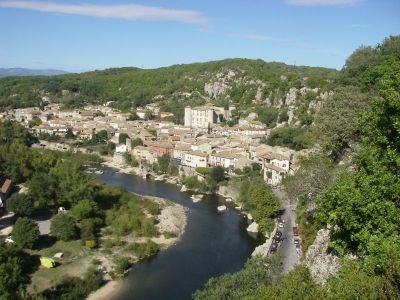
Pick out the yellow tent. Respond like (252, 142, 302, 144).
(40, 256, 56, 268)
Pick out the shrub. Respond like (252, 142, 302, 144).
(50, 213, 78, 241)
(125, 240, 159, 259)
(12, 217, 40, 249)
(114, 257, 130, 275)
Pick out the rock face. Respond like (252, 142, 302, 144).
(305, 229, 340, 285)
(204, 81, 228, 97)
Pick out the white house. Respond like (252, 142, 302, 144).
(264, 164, 287, 186)
(182, 151, 208, 168)
(115, 144, 127, 154)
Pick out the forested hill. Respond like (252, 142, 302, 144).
(0, 58, 337, 123)
(0, 68, 68, 78)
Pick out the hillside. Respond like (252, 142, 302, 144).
(0, 59, 338, 127)
(0, 68, 68, 78)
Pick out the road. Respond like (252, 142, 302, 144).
(272, 188, 299, 273)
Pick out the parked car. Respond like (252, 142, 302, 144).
(274, 231, 282, 241)
(276, 217, 285, 228)
(270, 242, 279, 252)
(293, 226, 299, 236)
(294, 238, 300, 245)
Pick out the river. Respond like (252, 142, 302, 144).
(97, 167, 261, 300)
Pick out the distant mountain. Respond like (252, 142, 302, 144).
(0, 68, 68, 77)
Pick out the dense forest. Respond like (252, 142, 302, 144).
(194, 36, 400, 299)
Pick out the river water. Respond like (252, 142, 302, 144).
(97, 167, 261, 300)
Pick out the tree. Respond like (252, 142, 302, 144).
(210, 166, 225, 183)
(70, 199, 100, 222)
(144, 110, 153, 120)
(50, 213, 78, 241)
(12, 217, 40, 249)
(193, 255, 282, 300)
(157, 154, 170, 174)
(0, 242, 28, 299)
(6, 193, 34, 216)
(65, 127, 75, 139)
(118, 133, 129, 144)
(91, 130, 108, 144)
(249, 184, 280, 233)
(131, 137, 143, 148)
(316, 86, 371, 157)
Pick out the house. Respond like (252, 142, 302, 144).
(209, 151, 237, 169)
(173, 144, 192, 163)
(133, 146, 158, 164)
(184, 105, 230, 128)
(146, 141, 174, 157)
(0, 177, 12, 208)
(182, 151, 208, 168)
(115, 144, 127, 154)
(264, 164, 287, 186)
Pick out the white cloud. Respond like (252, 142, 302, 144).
(286, 0, 362, 6)
(0, 1, 208, 25)
(241, 33, 295, 43)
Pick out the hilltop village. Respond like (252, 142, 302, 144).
(1, 102, 311, 186)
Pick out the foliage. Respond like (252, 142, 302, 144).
(28, 116, 42, 128)
(182, 176, 207, 192)
(246, 265, 322, 300)
(113, 257, 130, 275)
(239, 177, 280, 233)
(193, 255, 282, 300)
(157, 154, 170, 174)
(118, 133, 129, 145)
(125, 240, 159, 259)
(0, 242, 30, 299)
(105, 194, 159, 237)
(266, 126, 314, 150)
(123, 152, 139, 167)
(130, 137, 143, 148)
(40, 267, 103, 299)
(91, 130, 108, 144)
(50, 214, 78, 241)
(6, 193, 34, 216)
(316, 86, 371, 156)
(70, 199, 100, 222)
(12, 217, 40, 249)
(283, 155, 338, 205)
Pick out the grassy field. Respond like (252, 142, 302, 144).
(29, 240, 93, 293)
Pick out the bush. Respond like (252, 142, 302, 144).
(6, 193, 34, 216)
(12, 217, 40, 249)
(85, 240, 97, 249)
(114, 257, 130, 275)
(125, 240, 159, 259)
(50, 213, 78, 241)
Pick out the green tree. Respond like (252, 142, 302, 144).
(157, 154, 170, 174)
(193, 255, 282, 300)
(131, 137, 143, 148)
(12, 217, 40, 249)
(210, 166, 225, 183)
(316, 86, 371, 157)
(70, 199, 100, 222)
(118, 133, 129, 144)
(0, 242, 28, 299)
(6, 193, 34, 216)
(50, 213, 78, 241)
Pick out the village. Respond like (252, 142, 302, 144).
(0, 101, 311, 191)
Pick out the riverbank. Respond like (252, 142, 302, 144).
(86, 191, 187, 300)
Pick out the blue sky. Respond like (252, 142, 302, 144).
(0, 0, 399, 72)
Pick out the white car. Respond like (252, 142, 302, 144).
(5, 236, 15, 244)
